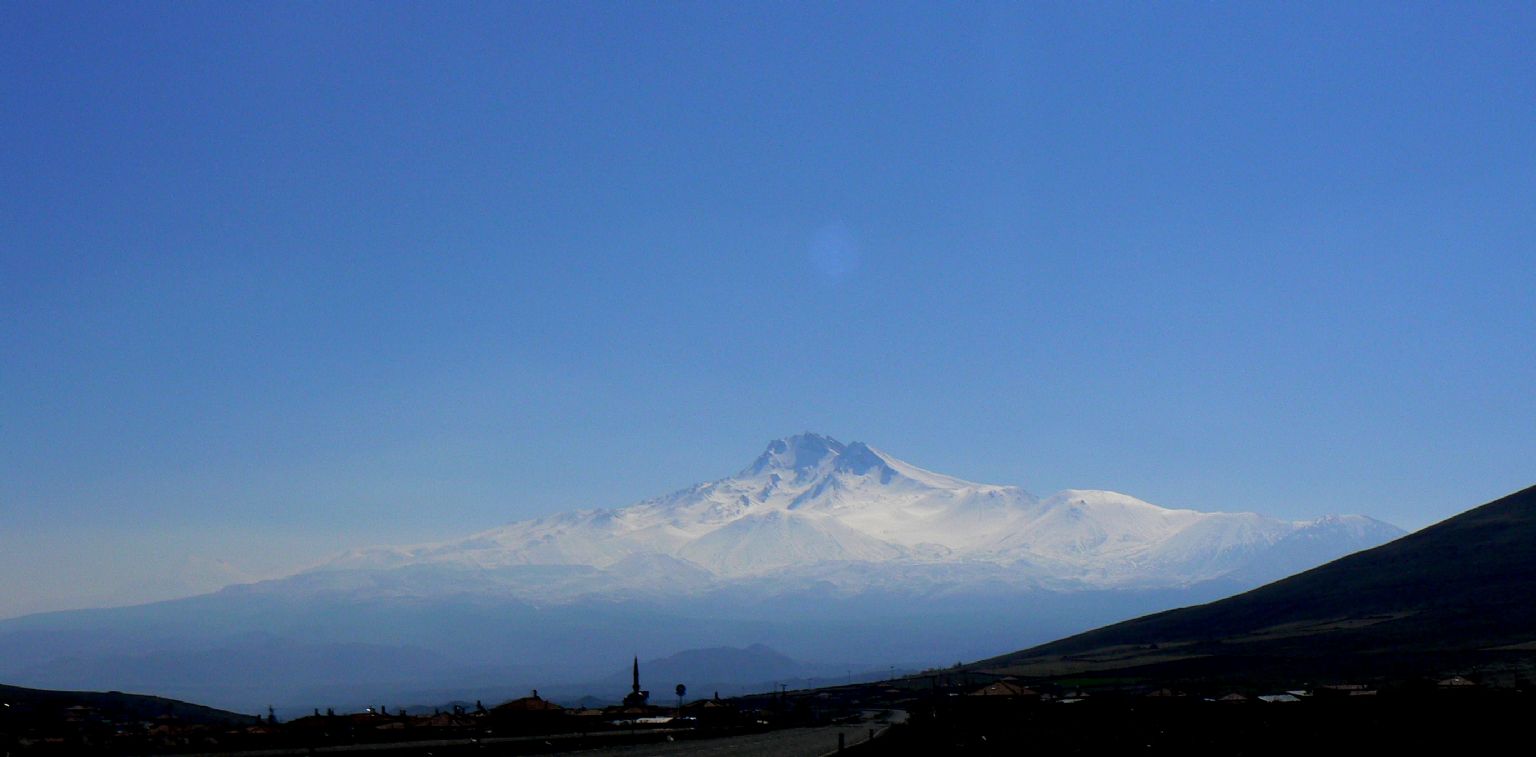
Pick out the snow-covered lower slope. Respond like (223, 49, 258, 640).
(317, 433, 1404, 597)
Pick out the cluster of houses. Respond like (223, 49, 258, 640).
(1, 703, 264, 754)
(941, 672, 1500, 706)
(1, 658, 751, 755)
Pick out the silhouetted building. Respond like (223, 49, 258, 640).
(492, 691, 563, 713)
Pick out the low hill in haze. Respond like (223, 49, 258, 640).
(975, 484, 1536, 687)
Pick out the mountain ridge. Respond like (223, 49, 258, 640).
(314, 433, 1402, 594)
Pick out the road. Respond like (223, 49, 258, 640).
(569, 711, 905, 757)
(172, 711, 905, 757)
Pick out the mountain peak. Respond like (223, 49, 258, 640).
(744, 433, 847, 477)
(833, 441, 895, 477)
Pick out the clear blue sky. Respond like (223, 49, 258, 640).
(3, 1, 1533, 618)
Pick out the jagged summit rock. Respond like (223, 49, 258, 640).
(744, 432, 847, 478)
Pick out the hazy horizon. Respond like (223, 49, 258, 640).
(3, 2, 1533, 619)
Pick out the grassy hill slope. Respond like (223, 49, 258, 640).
(975, 484, 1536, 686)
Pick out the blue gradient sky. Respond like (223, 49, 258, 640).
(3, 1, 1533, 618)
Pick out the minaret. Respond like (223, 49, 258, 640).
(623, 655, 649, 707)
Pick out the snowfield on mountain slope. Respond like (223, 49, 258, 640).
(319, 433, 1405, 592)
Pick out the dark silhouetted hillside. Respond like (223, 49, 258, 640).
(976, 485, 1536, 685)
(0, 682, 258, 725)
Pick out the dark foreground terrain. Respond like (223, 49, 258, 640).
(0, 681, 895, 757)
(857, 687, 1535, 755)
(7, 670, 1531, 756)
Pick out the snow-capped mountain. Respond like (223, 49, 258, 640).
(0, 434, 1408, 712)
(314, 433, 1403, 595)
